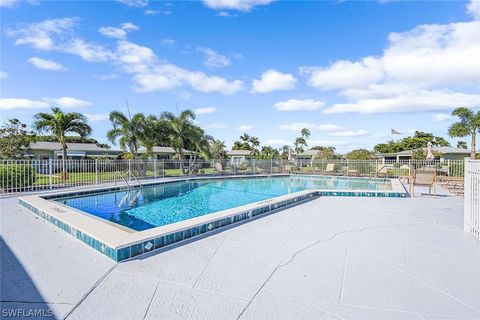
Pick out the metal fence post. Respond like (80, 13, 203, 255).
(270, 158, 273, 175)
(162, 159, 165, 178)
(95, 159, 98, 184)
(128, 159, 132, 181)
(464, 157, 471, 233)
(49, 159, 53, 189)
(154, 158, 157, 178)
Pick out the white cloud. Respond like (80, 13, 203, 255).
(43, 97, 92, 108)
(116, 0, 148, 7)
(274, 99, 324, 111)
(300, 57, 384, 91)
(432, 113, 454, 122)
(325, 89, 480, 114)
(93, 73, 119, 80)
(302, 18, 480, 114)
(7, 18, 113, 62)
(7, 17, 77, 51)
(85, 113, 109, 122)
(0, 71, 8, 79)
(195, 107, 217, 114)
(328, 129, 368, 137)
(202, 0, 273, 12)
(8, 19, 244, 95)
(160, 39, 176, 47)
(28, 57, 66, 71)
(144, 9, 159, 15)
(99, 22, 139, 40)
(279, 122, 344, 132)
(197, 47, 231, 68)
(0, 97, 91, 110)
(467, 0, 480, 20)
(251, 69, 297, 93)
(235, 124, 254, 131)
(0, 0, 17, 7)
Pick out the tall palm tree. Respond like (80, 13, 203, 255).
(294, 128, 311, 154)
(448, 107, 480, 159)
(161, 109, 210, 172)
(107, 111, 146, 157)
(33, 107, 92, 176)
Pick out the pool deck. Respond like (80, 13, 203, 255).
(1, 181, 480, 319)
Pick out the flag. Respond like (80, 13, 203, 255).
(391, 129, 401, 135)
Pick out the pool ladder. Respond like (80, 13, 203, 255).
(114, 170, 143, 207)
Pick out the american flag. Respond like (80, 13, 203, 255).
(391, 129, 401, 135)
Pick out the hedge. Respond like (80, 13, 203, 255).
(0, 164, 36, 190)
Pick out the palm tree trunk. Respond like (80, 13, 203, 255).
(471, 132, 477, 160)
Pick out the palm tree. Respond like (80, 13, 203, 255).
(210, 140, 227, 159)
(448, 107, 480, 159)
(294, 128, 311, 154)
(107, 111, 146, 157)
(33, 107, 92, 176)
(161, 109, 210, 172)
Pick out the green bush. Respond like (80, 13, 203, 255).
(0, 164, 36, 190)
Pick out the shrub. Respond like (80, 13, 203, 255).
(0, 164, 36, 190)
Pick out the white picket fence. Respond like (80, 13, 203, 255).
(464, 159, 480, 241)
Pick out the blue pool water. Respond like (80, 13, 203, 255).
(55, 176, 392, 231)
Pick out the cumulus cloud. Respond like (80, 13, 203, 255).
(328, 129, 368, 137)
(197, 47, 231, 68)
(308, 139, 348, 146)
(99, 22, 139, 40)
(28, 57, 66, 71)
(467, 0, 480, 20)
(85, 113, 110, 122)
(274, 99, 324, 111)
(160, 39, 176, 47)
(0, 97, 92, 110)
(235, 124, 254, 131)
(266, 139, 291, 146)
(251, 69, 297, 93)
(301, 18, 480, 114)
(202, 0, 273, 12)
(116, 0, 148, 7)
(8, 18, 244, 95)
(279, 122, 344, 132)
(195, 107, 217, 114)
(432, 113, 454, 122)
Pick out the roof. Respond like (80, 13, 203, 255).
(138, 146, 197, 155)
(226, 150, 252, 156)
(29, 142, 121, 153)
(293, 150, 319, 156)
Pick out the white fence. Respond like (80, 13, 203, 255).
(0, 158, 465, 194)
(464, 159, 480, 241)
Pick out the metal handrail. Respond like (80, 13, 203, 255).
(127, 169, 143, 188)
(114, 171, 130, 188)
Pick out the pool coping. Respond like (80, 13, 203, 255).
(18, 175, 408, 262)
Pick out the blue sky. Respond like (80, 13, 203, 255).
(1, 0, 479, 152)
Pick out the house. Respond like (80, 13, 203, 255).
(226, 150, 253, 165)
(292, 150, 343, 166)
(379, 146, 472, 161)
(138, 146, 197, 160)
(25, 142, 122, 160)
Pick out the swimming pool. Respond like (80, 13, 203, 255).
(19, 175, 407, 262)
(54, 176, 393, 231)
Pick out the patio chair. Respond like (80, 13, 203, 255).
(239, 162, 249, 174)
(321, 163, 335, 175)
(214, 162, 225, 175)
(410, 170, 436, 198)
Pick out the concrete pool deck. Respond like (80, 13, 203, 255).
(1, 183, 480, 319)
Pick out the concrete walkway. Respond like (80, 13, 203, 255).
(1, 185, 480, 319)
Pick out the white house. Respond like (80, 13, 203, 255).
(26, 142, 122, 160)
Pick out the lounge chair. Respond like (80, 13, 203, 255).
(410, 170, 436, 197)
(438, 176, 464, 195)
(214, 162, 225, 175)
(321, 163, 335, 175)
